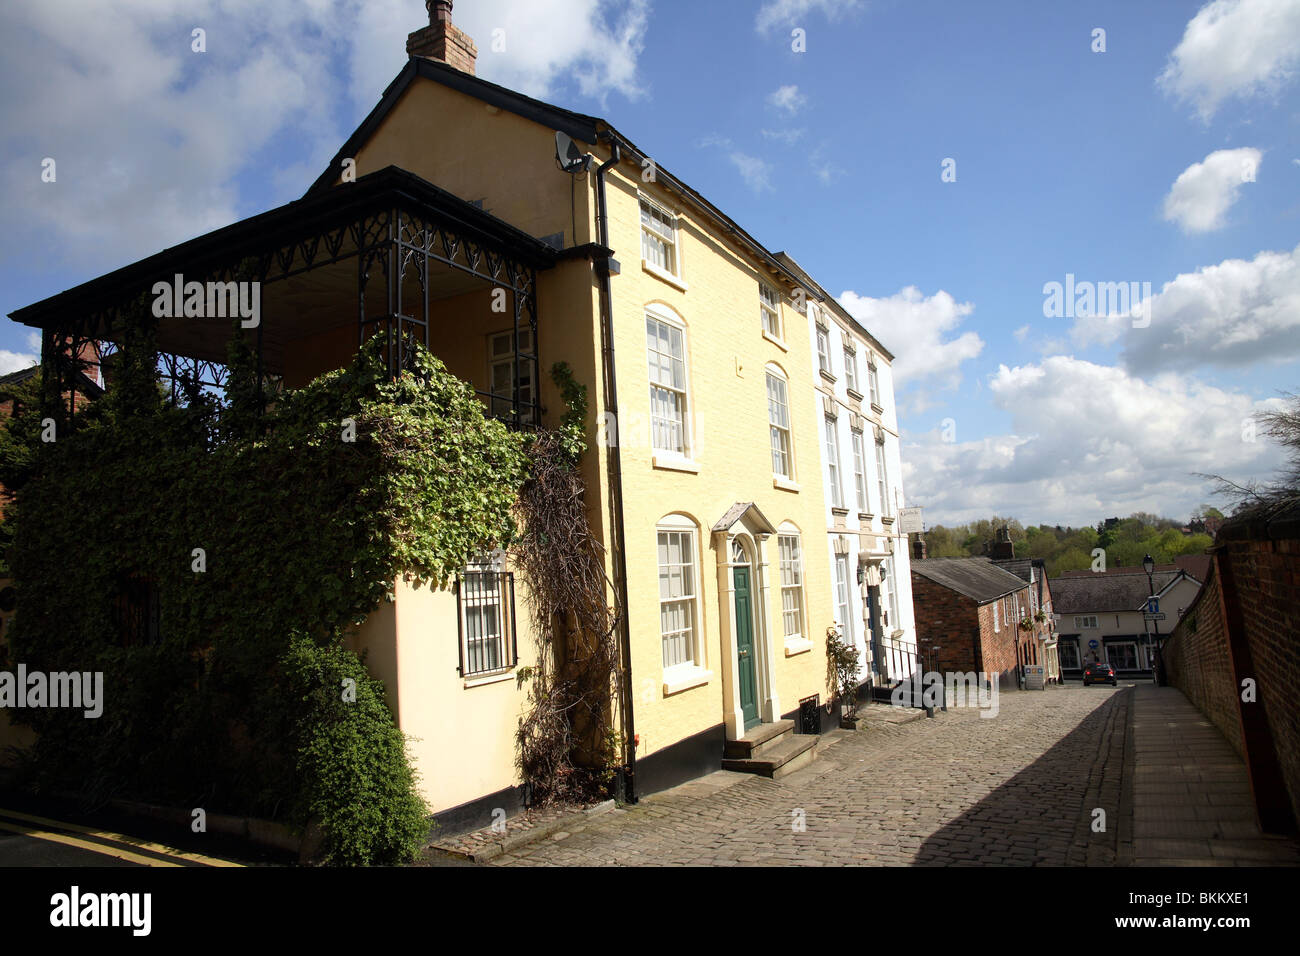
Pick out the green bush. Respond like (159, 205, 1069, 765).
(1, 316, 526, 864)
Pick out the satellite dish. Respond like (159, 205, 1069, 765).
(555, 131, 588, 173)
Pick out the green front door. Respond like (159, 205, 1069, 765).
(734, 566, 760, 729)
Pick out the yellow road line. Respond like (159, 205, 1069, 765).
(0, 820, 183, 867)
(0, 808, 244, 867)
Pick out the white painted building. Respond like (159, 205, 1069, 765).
(778, 255, 918, 688)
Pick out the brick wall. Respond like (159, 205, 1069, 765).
(1164, 520, 1300, 825)
(911, 571, 980, 675)
(1162, 563, 1240, 755)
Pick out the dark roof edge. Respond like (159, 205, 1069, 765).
(11, 165, 559, 328)
(310, 59, 877, 353)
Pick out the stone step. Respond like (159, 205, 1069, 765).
(723, 719, 795, 760)
(721, 733, 818, 779)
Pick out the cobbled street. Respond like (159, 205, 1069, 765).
(491, 683, 1300, 866)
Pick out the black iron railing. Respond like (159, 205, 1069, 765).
(455, 570, 518, 677)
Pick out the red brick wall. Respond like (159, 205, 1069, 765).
(1165, 529, 1300, 824)
(911, 574, 1032, 688)
(1163, 564, 1239, 754)
(911, 572, 981, 675)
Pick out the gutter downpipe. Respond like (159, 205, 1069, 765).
(594, 134, 637, 804)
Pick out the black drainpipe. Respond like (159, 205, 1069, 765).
(594, 134, 636, 804)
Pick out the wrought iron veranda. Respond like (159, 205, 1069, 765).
(12, 166, 556, 431)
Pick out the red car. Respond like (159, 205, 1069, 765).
(1083, 661, 1117, 686)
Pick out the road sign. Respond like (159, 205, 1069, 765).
(1143, 612, 1166, 621)
(1089, 639, 1099, 649)
(1146, 597, 1159, 614)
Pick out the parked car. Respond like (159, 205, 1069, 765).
(1083, 661, 1117, 686)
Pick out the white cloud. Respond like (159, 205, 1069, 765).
(729, 152, 774, 193)
(904, 357, 1285, 526)
(756, 0, 864, 33)
(767, 85, 807, 116)
(1162, 147, 1260, 233)
(0, 0, 650, 282)
(1070, 244, 1300, 371)
(0, 350, 38, 376)
(838, 287, 984, 410)
(1158, 0, 1300, 120)
(0, 0, 348, 275)
(1013, 325, 1031, 343)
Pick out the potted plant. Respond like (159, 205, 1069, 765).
(825, 625, 862, 728)
(1019, 616, 1035, 632)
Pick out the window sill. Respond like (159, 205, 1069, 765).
(642, 260, 688, 292)
(463, 669, 515, 689)
(819, 370, 837, 384)
(831, 506, 850, 517)
(858, 512, 874, 522)
(881, 516, 895, 526)
(784, 638, 814, 657)
(846, 387, 864, 402)
(870, 402, 885, 415)
(653, 454, 699, 474)
(663, 667, 712, 696)
(773, 476, 800, 493)
(761, 330, 788, 351)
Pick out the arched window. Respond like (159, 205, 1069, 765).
(657, 514, 700, 670)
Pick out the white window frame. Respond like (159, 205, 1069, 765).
(884, 555, 900, 633)
(816, 326, 832, 377)
(843, 346, 859, 394)
(851, 429, 869, 513)
(993, 601, 1000, 632)
(458, 562, 516, 679)
(874, 437, 891, 517)
(867, 359, 881, 408)
(640, 197, 679, 277)
(824, 415, 844, 509)
(777, 531, 806, 644)
(1074, 615, 1099, 629)
(760, 284, 782, 339)
(657, 516, 703, 676)
(833, 553, 854, 645)
(645, 306, 692, 459)
(487, 328, 535, 421)
(766, 367, 793, 479)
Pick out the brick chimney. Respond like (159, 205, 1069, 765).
(990, 525, 1015, 560)
(911, 534, 927, 561)
(408, 1, 477, 75)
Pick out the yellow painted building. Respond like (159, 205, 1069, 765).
(8, 6, 911, 833)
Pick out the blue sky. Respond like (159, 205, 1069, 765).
(2, 0, 1297, 527)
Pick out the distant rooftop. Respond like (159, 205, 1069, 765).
(912, 557, 1028, 604)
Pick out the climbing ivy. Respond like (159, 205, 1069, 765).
(1, 314, 528, 865)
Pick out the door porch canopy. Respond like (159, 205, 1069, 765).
(9, 165, 560, 425)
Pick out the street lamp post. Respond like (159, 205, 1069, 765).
(1142, 554, 1163, 686)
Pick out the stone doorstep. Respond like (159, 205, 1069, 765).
(723, 719, 795, 760)
(720, 733, 818, 779)
(435, 799, 616, 864)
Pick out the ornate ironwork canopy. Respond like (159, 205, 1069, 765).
(11, 165, 558, 426)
